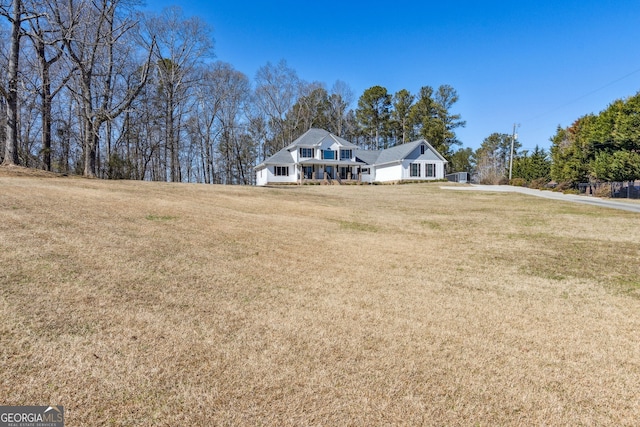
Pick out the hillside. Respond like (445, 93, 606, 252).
(1, 173, 639, 425)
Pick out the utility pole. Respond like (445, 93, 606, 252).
(508, 123, 519, 181)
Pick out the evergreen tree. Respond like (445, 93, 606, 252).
(512, 145, 551, 182)
(449, 147, 474, 174)
(550, 92, 640, 185)
(356, 85, 392, 149)
(390, 89, 414, 145)
(408, 85, 465, 158)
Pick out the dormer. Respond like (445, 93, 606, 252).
(317, 136, 338, 160)
(286, 128, 359, 163)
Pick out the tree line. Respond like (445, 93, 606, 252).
(549, 92, 640, 184)
(0, 1, 466, 184)
(460, 91, 640, 187)
(454, 132, 552, 186)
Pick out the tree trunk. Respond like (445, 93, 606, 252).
(234, 138, 248, 185)
(80, 71, 97, 177)
(167, 90, 179, 182)
(84, 118, 97, 177)
(35, 37, 53, 171)
(3, 0, 21, 166)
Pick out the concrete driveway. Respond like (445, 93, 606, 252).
(441, 185, 640, 214)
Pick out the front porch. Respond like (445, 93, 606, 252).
(301, 176, 363, 185)
(297, 160, 368, 185)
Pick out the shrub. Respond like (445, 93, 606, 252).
(107, 153, 133, 180)
(480, 177, 495, 185)
(594, 183, 612, 198)
(498, 177, 510, 185)
(529, 177, 549, 189)
(554, 181, 574, 192)
(510, 178, 527, 187)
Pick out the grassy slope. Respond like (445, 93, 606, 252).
(1, 170, 639, 425)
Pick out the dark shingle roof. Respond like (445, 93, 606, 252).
(375, 140, 423, 165)
(287, 128, 357, 149)
(255, 131, 447, 170)
(355, 149, 381, 165)
(257, 128, 357, 168)
(261, 149, 294, 165)
(375, 139, 447, 165)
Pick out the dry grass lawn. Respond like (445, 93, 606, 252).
(1, 166, 639, 425)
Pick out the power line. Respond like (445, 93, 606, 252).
(513, 66, 640, 146)
(526, 66, 640, 123)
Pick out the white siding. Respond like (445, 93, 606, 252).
(256, 165, 297, 185)
(255, 135, 446, 185)
(373, 160, 446, 183)
(402, 160, 446, 180)
(375, 163, 403, 182)
(360, 167, 373, 183)
(256, 167, 268, 186)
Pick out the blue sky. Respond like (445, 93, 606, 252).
(144, 0, 640, 152)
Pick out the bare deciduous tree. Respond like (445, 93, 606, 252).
(142, 5, 213, 182)
(24, 0, 73, 170)
(329, 80, 353, 137)
(212, 62, 250, 184)
(254, 59, 299, 156)
(1, 0, 25, 165)
(49, 0, 153, 177)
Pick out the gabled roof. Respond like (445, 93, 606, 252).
(255, 131, 448, 170)
(355, 149, 381, 165)
(375, 139, 447, 165)
(256, 128, 357, 169)
(286, 128, 357, 149)
(260, 148, 294, 166)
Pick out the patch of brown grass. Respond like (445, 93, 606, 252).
(1, 176, 639, 425)
(0, 164, 69, 178)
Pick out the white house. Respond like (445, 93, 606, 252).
(366, 139, 448, 183)
(254, 128, 447, 185)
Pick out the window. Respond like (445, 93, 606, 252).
(322, 150, 335, 160)
(274, 166, 289, 176)
(299, 148, 314, 158)
(361, 168, 370, 175)
(410, 163, 421, 177)
(420, 145, 425, 155)
(425, 163, 435, 177)
(340, 149, 352, 160)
